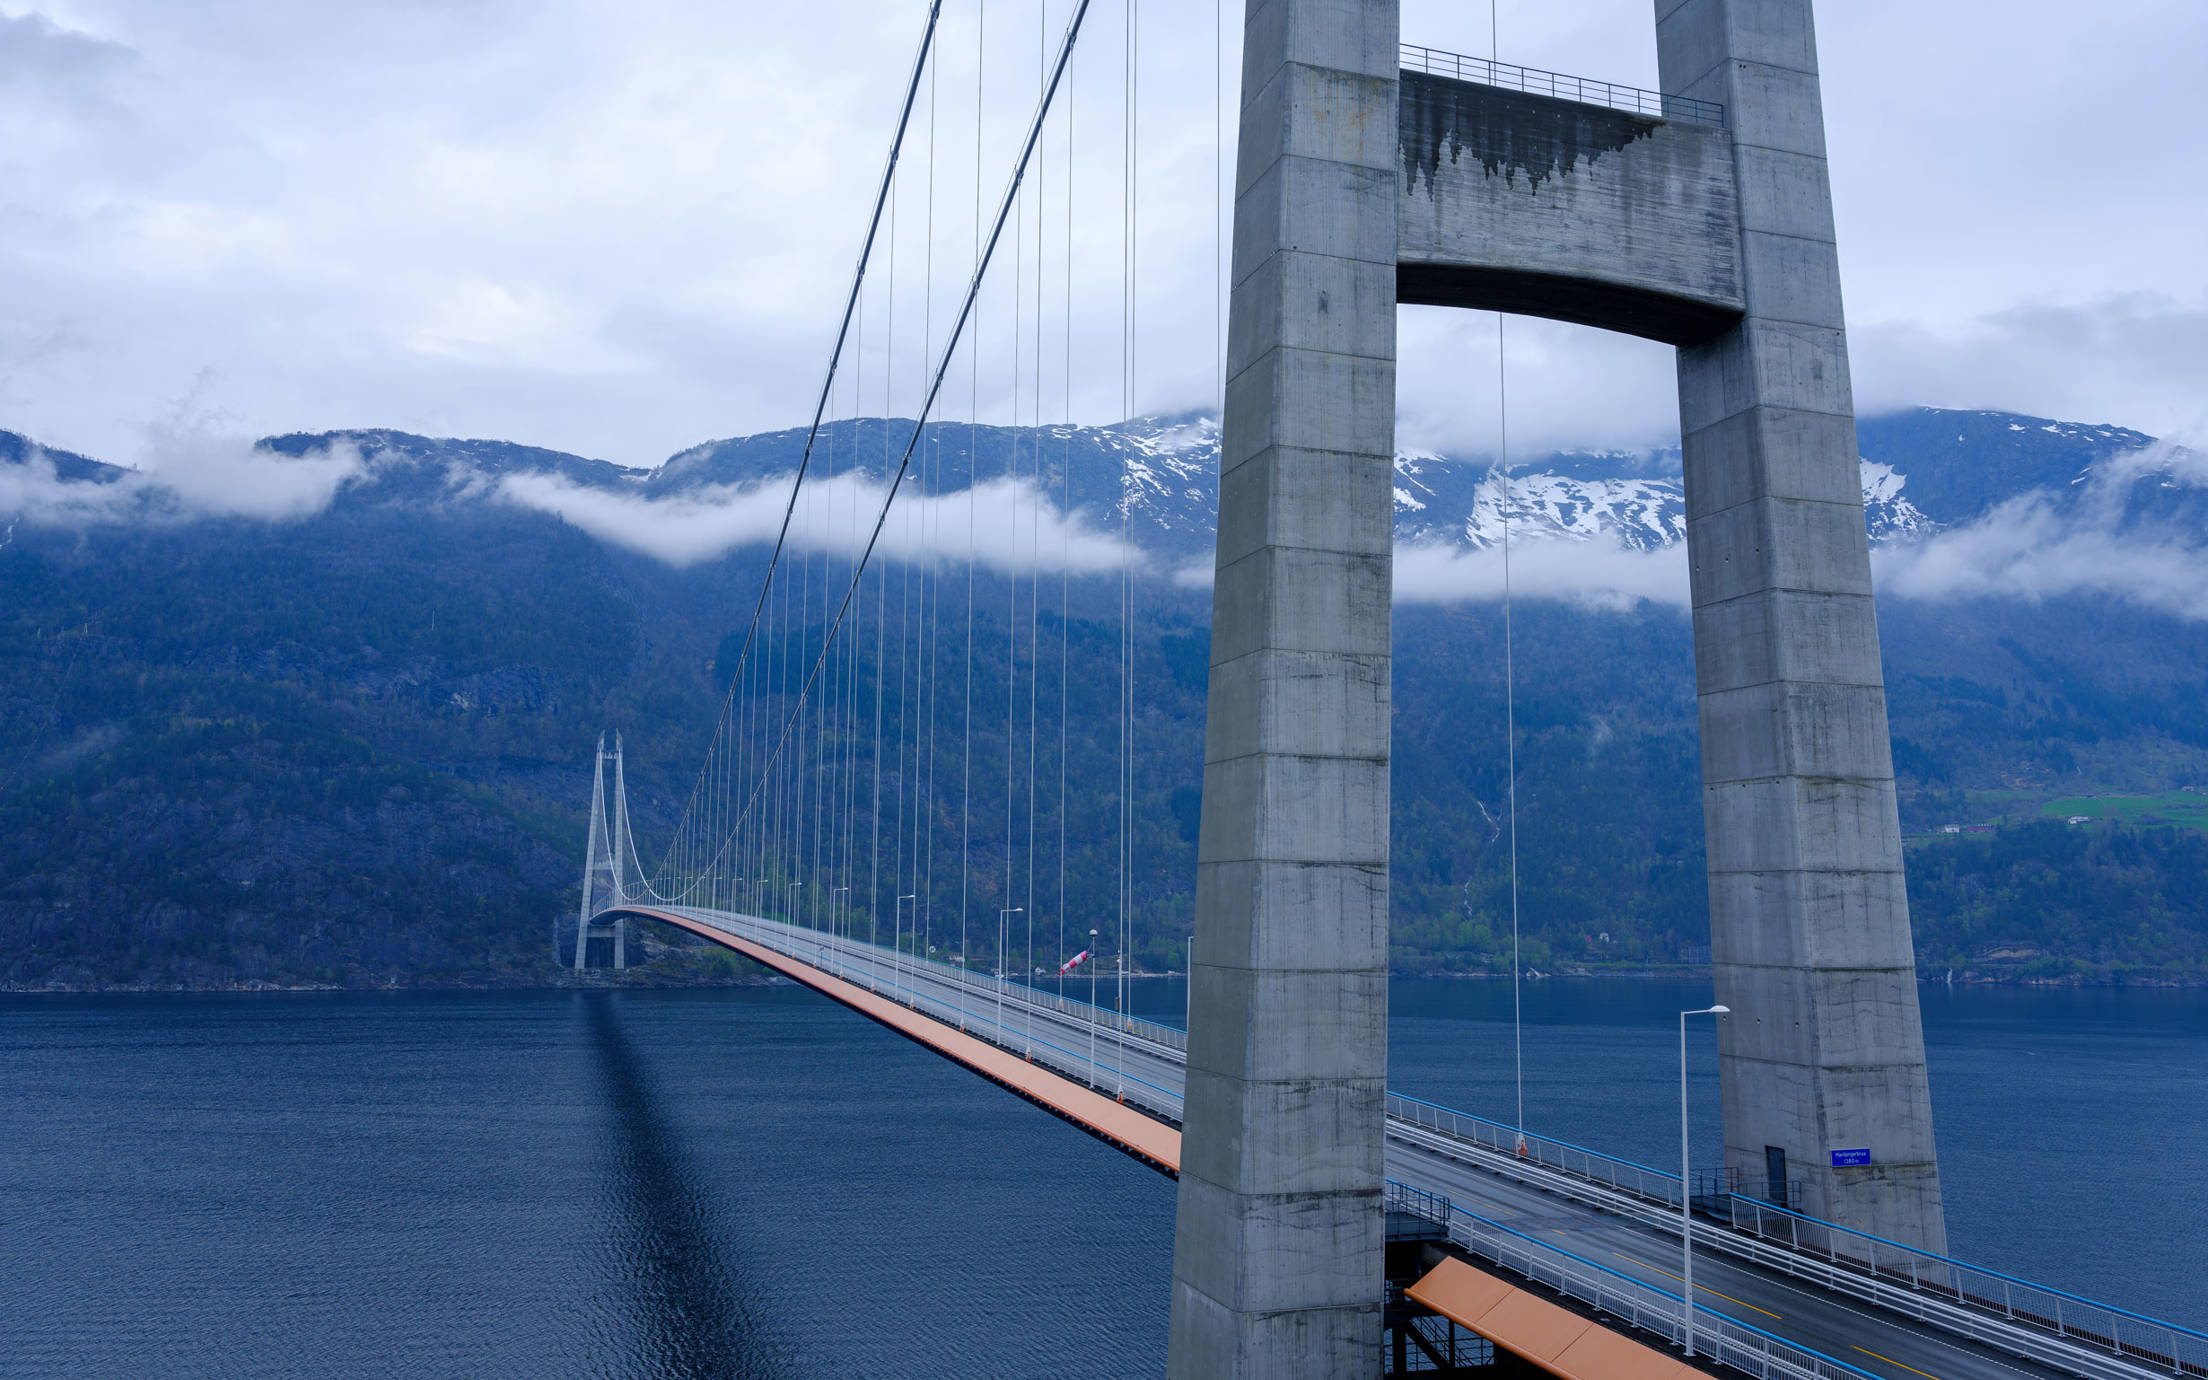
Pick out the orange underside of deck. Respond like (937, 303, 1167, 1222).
(621, 910, 1696, 1373)
(613, 907, 1182, 1175)
(1408, 1256, 1702, 1380)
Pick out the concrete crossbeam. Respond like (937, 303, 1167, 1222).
(1396, 74, 1744, 344)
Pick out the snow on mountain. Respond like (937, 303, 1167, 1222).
(1858, 462, 1938, 541)
(1099, 412, 1948, 557)
(3, 408, 2190, 572)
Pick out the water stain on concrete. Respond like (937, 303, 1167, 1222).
(1401, 71, 1658, 196)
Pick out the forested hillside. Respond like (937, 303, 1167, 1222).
(4, 408, 2205, 988)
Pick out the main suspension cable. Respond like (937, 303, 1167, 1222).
(709, 0, 1098, 889)
(638, 0, 948, 901)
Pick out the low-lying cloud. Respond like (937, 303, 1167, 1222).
(498, 469, 1139, 575)
(1874, 499, 2208, 619)
(15, 421, 2208, 623)
(1395, 538, 1688, 610)
(1173, 536, 1690, 611)
(0, 426, 363, 525)
(1873, 440, 2208, 620)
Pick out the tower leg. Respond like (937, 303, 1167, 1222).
(1657, 0, 1945, 1251)
(576, 736, 608, 972)
(1168, 1, 1400, 1374)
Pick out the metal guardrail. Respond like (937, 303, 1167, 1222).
(1386, 1104, 2200, 1380)
(1387, 1180, 1883, 1380)
(1696, 1166, 1808, 1214)
(673, 902, 1169, 1043)
(1387, 1180, 1453, 1236)
(1388, 1091, 1688, 1209)
(796, 917, 1190, 1055)
(1729, 1197, 2208, 1378)
(669, 906, 1190, 1122)
(1400, 43, 1727, 128)
(1386, 1093, 2200, 1380)
(970, 967, 1190, 1054)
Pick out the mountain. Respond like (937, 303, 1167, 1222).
(3, 407, 2205, 989)
(262, 428, 651, 501)
(19, 404, 2179, 562)
(0, 431, 124, 486)
(617, 406, 2188, 559)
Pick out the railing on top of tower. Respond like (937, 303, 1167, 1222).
(1399, 43, 1727, 129)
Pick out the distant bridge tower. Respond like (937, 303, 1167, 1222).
(574, 733, 630, 971)
(1172, 1, 1943, 1374)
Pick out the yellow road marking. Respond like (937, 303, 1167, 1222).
(1611, 1253, 1783, 1320)
(1855, 1346, 1944, 1380)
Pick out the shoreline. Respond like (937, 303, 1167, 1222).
(6, 968, 2202, 995)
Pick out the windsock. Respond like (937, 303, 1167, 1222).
(1059, 949, 1092, 974)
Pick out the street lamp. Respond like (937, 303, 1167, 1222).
(785, 880, 802, 924)
(895, 895, 918, 1006)
(997, 907, 1023, 1040)
(827, 886, 850, 975)
(1088, 928, 1100, 1086)
(1116, 942, 1128, 1097)
(1679, 1003, 1730, 1358)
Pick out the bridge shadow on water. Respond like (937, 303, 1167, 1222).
(583, 992, 788, 1380)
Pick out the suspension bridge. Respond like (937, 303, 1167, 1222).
(566, 1, 2205, 1375)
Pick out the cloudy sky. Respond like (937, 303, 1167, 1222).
(3, 0, 2204, 473)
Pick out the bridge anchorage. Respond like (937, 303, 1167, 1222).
(567, 1, 2208, 1377)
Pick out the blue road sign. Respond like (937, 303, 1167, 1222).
(1830, 1148, 1872, 1167)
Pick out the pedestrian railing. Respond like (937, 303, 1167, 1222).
(1386, 1180, 1453, 1238)
(1400, 43, 1727, 128)
(1386, 1091, 1688, 1209)
(1728, 1196, 2208, 1378)
(1696, 1166, 1807, 1214)
(672, 906, 1189, 1123)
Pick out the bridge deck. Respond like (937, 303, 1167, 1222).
(605, 905, 2175, 1380)
(641, 907, 1181, 1175)
(626, 907, 1722, 1380)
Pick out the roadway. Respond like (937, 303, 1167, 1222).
(612, 903, 2159, 1380)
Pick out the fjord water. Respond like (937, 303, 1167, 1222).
(1, 981, 2201, 1379)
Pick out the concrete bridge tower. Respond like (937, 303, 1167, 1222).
(575, 733, 630, 971)
(1652, 0, 1946, 1261)
(1171, 1, 1943, 1374)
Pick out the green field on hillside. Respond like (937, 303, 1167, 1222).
(2037, 791, 2208, 831)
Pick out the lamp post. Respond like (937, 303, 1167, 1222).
(1116, 945, 1128, 1098)
(1680, 1003, 1730, 1358)
(997, 907, 1023, 1041)
(786, 880, 802, 925)
(895, 894, 917, 1006)
(830, 886, 850, 976)
(1088, 928, 1100, 1086)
